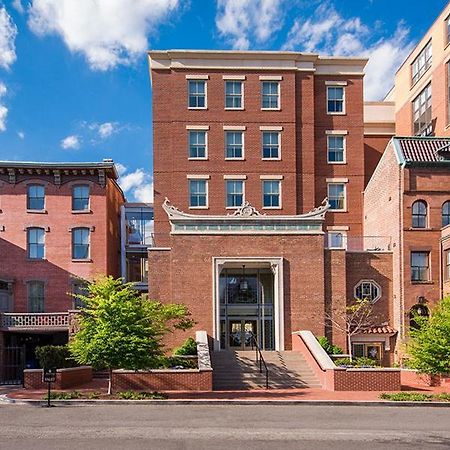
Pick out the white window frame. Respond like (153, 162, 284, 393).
(326, 134, 346, 164)
(326, 86, 346, 115)
(225, 179, 245, 209)
(261, 131, 281, 160)
(261, 81, 281, 110)
(225, 130, 245, 160)
(224, 80, 244, 110)
(261, 179, 282, 209)
(187, 80, 207, 110)
(327, 231, 347, 249)
(411, 40, 432, 86)
(72, 227, 91, 261)
(188, 130, 208, 160)
(327, 182, 347, 212)
(188, 177, 209, 210)
(354, 279, 382, 304)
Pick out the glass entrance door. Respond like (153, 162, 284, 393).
(228, 319, 257, 350)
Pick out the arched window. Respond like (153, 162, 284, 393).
(409, 304, 429, 330)
(412, 200, 427, 228)
(442, 201, 450, 227)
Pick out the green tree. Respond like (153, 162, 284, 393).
(68, 276, 194, 394)
(408, 296, 450, 376)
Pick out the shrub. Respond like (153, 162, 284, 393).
(44, 391, 82, 400)
(379, 392, 433, 402)
(436, 393, 450, 402)
(116, 391, 167, 400)
(173, 337, 197, 356)
(155, 356, 197, 369)
(335, 357, 379, 368)
(35, 345, 77, 369)
(317, 336, 344, 355)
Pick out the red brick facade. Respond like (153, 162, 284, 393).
(24, 366, 93, 390)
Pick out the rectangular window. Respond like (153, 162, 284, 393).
(411, 41, 432, 85)
(27, 227, 45, 259)
(28, 281, 44, 313)
(225, 131, 244, 159)
(261, 81, 280, 109)
(226, 180, 244, 208)
(125, 209, 154, 246)
(72, 185, 90, 211)
(188, 80, 206, 108)
(262, 132, 280, 159)
(413, 84, 432, 136)
(27, 185, 45, 211)
(327, 232, 346, 249)
(411, 251, 430, 282)
(126, 254, 148, 284)
(189, 179, 207, 208)
(327, 86, 345, 113)
(446, 250, 450, 280)
(72, 228, 90, 260)
(262, 180, 281, 208)
(72, 281, 88, 309)
(327, 135, 345, 163)
(225, 81, 243, 109)
(189, 131, 207, 159)
(327, 183, 346, 211)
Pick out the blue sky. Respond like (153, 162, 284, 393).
(0, 0, 447, 202)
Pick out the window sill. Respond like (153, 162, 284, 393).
(225, 107, 245, 111)
(411, 281, 434, 285)
(262, 206, 282, 210)
(189, 206, 209, 210)
(71, 259, 93, 263)
(27, 209, 47, 214)
(71, 210, 92, 214)
(261, 108, 281, 111)
(188, 107, 208, 110)
(327, 161, 347, 165)
(329, 209, 348, 213)
(327, 112, 346, 116)
(262, 157, 281, 161)
(26, 258, 46, 262)
(188, 157, 209, 161)
(225, 158, 245, 161)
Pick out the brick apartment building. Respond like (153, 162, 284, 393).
(0, 161, 124, 375)
(147, 50, 398, 363)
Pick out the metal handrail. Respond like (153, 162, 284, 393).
(249, 332, 269, 389)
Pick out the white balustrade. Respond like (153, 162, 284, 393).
(0, 312, 69, 329)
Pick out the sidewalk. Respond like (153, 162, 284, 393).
(4, 378, 449, 402)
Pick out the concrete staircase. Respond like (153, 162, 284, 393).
(211, 350, 321, 390)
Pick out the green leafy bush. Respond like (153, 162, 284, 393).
(379, 392, 433, 402)
(35, 345, 77, 369)
(335, 357, 379, 368)
(173, 337, 197, 356)
(436, 393, 450, 402)
(317, 336, 344, 355)
(44, 391, 82, 400)
(116, 391, 167, 400)
(155, 356, 197, 369)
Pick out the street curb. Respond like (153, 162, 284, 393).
(2, 395, 450, 407)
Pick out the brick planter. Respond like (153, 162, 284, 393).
(401, 369, 450, 387)
(24, 366, 93, 390)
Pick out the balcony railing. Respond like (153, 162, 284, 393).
(0, 312, 69, 330)
(326, 234, 392, 252)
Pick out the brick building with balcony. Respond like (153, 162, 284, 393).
(147, 50, 397, 364)
(0, 160, 124, 379)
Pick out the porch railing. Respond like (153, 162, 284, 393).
(0, 312, 69, 330)
(249, 332, 269, 389)
(326, 234, 392, 252)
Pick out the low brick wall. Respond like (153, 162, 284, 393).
(401, 369, 450, 387)
(334, 368, 401, 391)
(24, 366, 93, 390)
(112, 369, 213, 392)
(292, 332, 401, 391)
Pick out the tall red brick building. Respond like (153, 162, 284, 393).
(0, 161, 124, 373)
(147, 50, 397, 362)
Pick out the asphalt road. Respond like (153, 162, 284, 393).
(1, 403, 450, 449)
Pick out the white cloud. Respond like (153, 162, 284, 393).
(28, 0, 180, 71)
(216, 0, 283, 50)
(282, 4, 413, 100)
(88, 121, 118, 139)
(117, 166, 153, 203)
(60, 134, 80, 149)
(12, 1, 25, 14)
(0, 6, 17, 70)
(0, 82, 8, 132)
(17, 130, 25, 139)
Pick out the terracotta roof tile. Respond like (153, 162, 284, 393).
(361, 325, 397, 335)
(395, 137, 450, 163)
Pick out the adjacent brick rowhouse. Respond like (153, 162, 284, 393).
(23, 366, 93, 390)
(112, 370, 213, 393)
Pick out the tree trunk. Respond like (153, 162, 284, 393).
(108, 368, 112, 395)
(347, 334, 353, 361)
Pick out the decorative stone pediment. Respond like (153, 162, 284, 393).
(162, 198, 330, 235)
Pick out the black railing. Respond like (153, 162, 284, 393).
(249, 332, 269, 389)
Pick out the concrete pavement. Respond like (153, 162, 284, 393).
(1, 403, 450, 449)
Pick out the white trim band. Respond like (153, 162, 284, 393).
(186, 125, 210, 130)
(223, 125, 246, 131)
(260, 126, 283, 131)
(326, 130, 348, 135)
(223, 174, 247, 180)
(260, 175, 284, 180)
(327, 225, 350, 231)
(325, 80, 348, 86)
(223, 75, 246, 80)
(187, 174, 210, 179)
(186, 74, 209, 80)
(259, 75, 283, 80)
(326, 177, 349, 183)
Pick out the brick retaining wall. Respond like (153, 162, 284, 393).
(24, 366, 92, 389)
(334, 368, 401, 391)
(112, 369, 213, 393)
